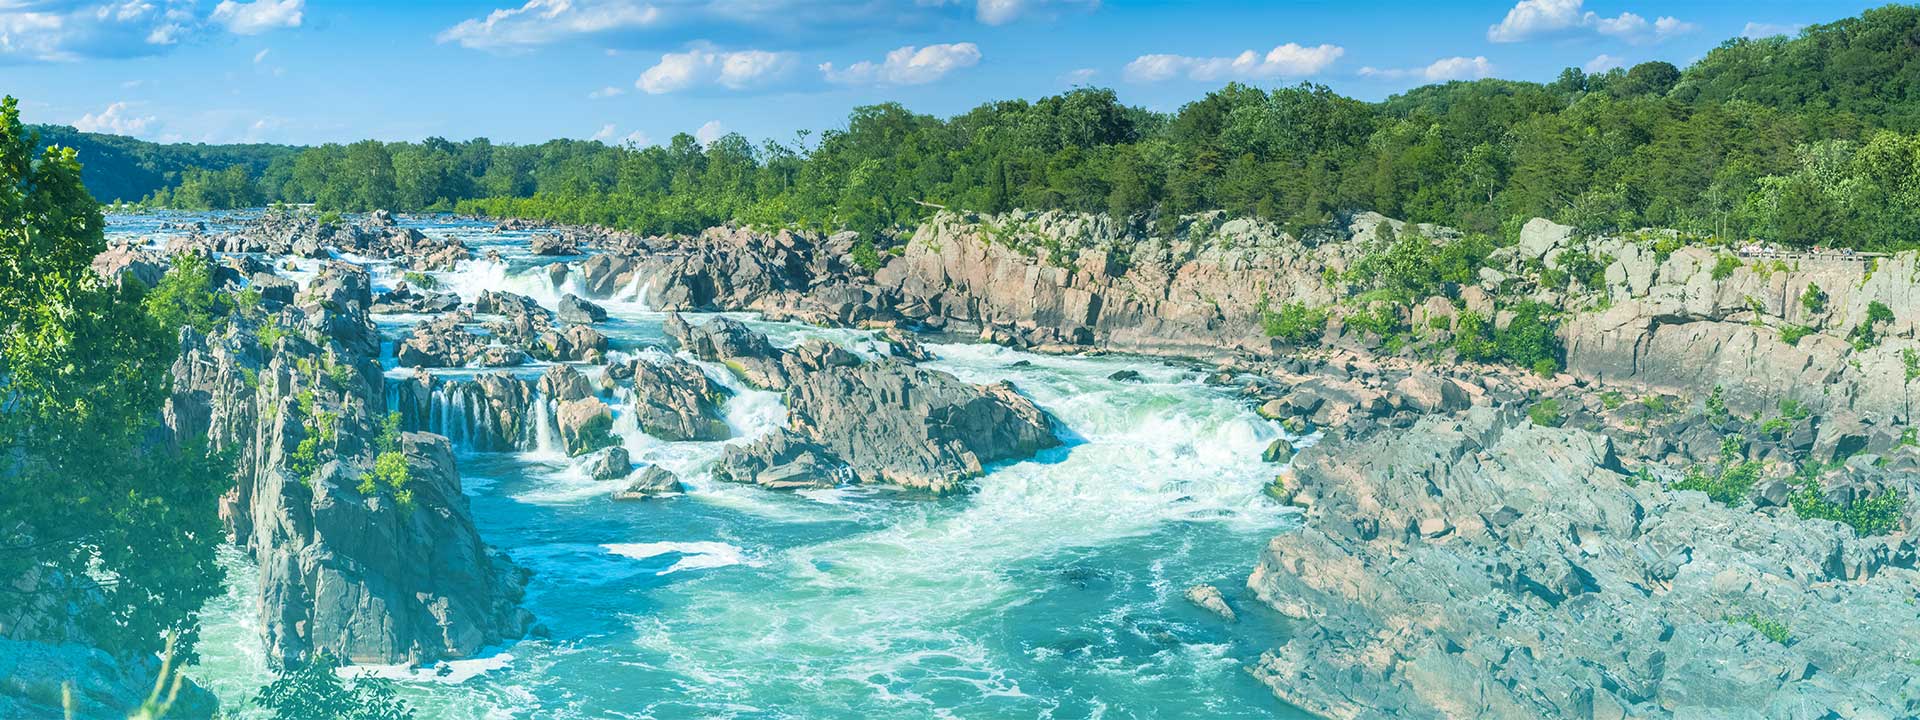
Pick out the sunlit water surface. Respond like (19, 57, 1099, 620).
(114, 212, 1311, 719)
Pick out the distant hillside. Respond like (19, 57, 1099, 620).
(29, 124, 301, 203)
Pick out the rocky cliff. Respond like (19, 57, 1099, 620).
(1249, 406, 1920, 718)
(165, 262, 531, 666)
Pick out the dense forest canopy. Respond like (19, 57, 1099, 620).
(78, 4, 1920, 249)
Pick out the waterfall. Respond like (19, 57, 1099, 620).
(529, 392, 561, 458)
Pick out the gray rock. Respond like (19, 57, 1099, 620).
(582, 446, 631, 481)
(614, 466, 683, 500)
(557, 293, 607, 324)
(1183, 584, 1237, 622)
(1262, 438, 1295, 463)
(616, 356, 731, 441)
(1246, 406, 1920, 719)
(555, 397, 616, 457)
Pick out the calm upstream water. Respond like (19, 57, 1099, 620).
(112, 212, 1312, 720)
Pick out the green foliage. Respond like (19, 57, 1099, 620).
(850, 236, 882, 272)
(1906, 348, 1920, 382)
(257, 316, 286, 348)
(1499, 301, 1562, 371)
(1848, 300, 1895, 350)
(1789, 483, 1905, 537)
(144, 252, 232, 334)
(1778, 324, 1814, 345)
(1706, 385, 1728, 418)
(1260, 300, 1329, 342)
(1711, 254, 1741, 281)
(1670, 435, 1762, 506)
(1726, 612, 1792, 646)
(1527, 398, 1565, 428)
(401, 271, 437, 290)
(0, 96, 229, 661)
(1450, 301, 1563, 372)
(1800, 283, 1827, 314)
(360, 413, 414, 508)
(1599, 391, 1625, 410)
(254, 652, 417, 720)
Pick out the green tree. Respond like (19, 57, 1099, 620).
(0, 96, 229, 660)
(254, 652, 417, 720)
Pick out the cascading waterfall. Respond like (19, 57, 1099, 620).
(163, 212, 1312, 720)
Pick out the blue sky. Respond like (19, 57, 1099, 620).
(0, 0, 1886, 146)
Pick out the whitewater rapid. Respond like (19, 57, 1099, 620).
(133, 212, 1312, 719)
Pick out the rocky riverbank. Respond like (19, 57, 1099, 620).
(494, 207, 1920, 717)
(75, 205, 1920, 718)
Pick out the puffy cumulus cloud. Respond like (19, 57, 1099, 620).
(637, 47, 793, 94)
(0, 1, 194, 62)
(1124, 43, 1343, 83)
(1358, 56, 1494, 83)
(821, 43, 982, 86)
(211, 0, 303, 35)
(74, 101, 158, 136)
(1060, 67, 1098, 85)
(1487, 0, 1692, 44)
(694, 120, 726, 145)
(0, 0, 301, 62)
(1584, 53, 1623, 73)
(438, 0, 662, 51)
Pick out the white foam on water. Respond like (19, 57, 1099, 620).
(355, 652, 516, 684)
(604, 541, 754, 575)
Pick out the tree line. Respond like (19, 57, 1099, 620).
(105, 5, 1920, 250)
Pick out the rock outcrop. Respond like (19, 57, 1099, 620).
(165, 262, 531, 666)
(671, 315, 1059, 493)
(1247, 406, 1920, 719)
(607, 355, 731, 441)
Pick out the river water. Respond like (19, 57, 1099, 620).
(111, 212, 1311, 719)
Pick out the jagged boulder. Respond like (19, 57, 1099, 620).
(530, 233, 580, 256)
(582, 446, 631, 481)
(614, 356, 731, 441)
(713, 432, 843, 490)
(555, 397, 616, 457)
(613, 465, 683, 500)
(664, 313, 791, 389)
(558, 293, 608, 324)
(783, 359, 1059, 493)
(1246, 406, 1920, 719)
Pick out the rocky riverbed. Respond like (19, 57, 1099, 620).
(60, 207, 1920, 718)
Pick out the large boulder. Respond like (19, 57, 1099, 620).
(557, 293, 607, 325)
(612, 356, 731, 441)
(555, 397, 617, 457)
(783, 359, 1060, 493)
(613, 465, 683, 500)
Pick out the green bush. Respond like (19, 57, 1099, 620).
(1528, 398, 1566, 427)
(1789, 484, 1905, 536)
(1670, 436, 1761, 506)
(254, 651, 416, 720)
(1778, 324, 1813, 345)
(1800, 283, 1827, 314)
(1261, 301, 1329, 342)
(1711, 254, 1741, 280)
(1726, 612, 1791, 645)
(850, 237, 882, 272)
(145, 253, 231, 334)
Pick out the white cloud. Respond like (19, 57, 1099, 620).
(1359, 56, 1495, 83)
(1584, 53, 1623, 73)
(1124, 43, 1344, 83)
(0, 1, 300, 62)
(438, 0, 661, 51)
(588, 85, 626, 99)
(1061, 67, 1098, 85)
(73, 102, 158, 136)
(253, 48, 270, 63)
(694, 120, 726, 145)
(821, 43, 982, 86)
(590, 123, 654, 145)
(1487, 0, 1691, 44)
(637, 47, 792, 94)
(211, 0, 303, 35)
(1741, 21, 1803, 39)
